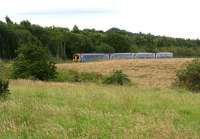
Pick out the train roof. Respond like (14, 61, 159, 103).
(75, 53, 108, 55)
(156, 52, 173, 54)
(135, 52, 155, 54)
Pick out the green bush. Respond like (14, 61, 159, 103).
(12, 44, 57, 81)
(176, 59, 200, 92)
(55, 70, 103, 83)
(103, 70, 131, 85)
(0, 79, 9, 98)
(0, 62, 10, 98)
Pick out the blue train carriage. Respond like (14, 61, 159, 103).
(134, 53, 156, 59)
(110, 53, 134, 60)
(156, 52, 173, 58)
(73, 53, 109, 62)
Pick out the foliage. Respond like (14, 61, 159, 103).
(176, 59, 200, 92)
(1, 17, 200, 60)
(55, 70, 103, 83)
(5, 16, 13, 25)
(0, 78, 9, 98)
(12, 44, 57, 81)
(95, 43, 115, 53)
(0, 62, 10, 98)
(103, 32, 131, 52)
(103, 70, 131, 85)
(3, 80, 200, 138)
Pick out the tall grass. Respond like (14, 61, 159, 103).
(55, 69, 103, 83)
(0, 59, 199, 138)
(0, 80, 200, 138)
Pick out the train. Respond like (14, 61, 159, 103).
(73, 52, 173, 62)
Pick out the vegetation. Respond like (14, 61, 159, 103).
(56, 70, 103, 83)
(0, 62, 10, 98)
(56, 69, 131, 85)
(103, 70, 131, 85)
(0, 79, 9, 98)
(0, 17, 200, 60)
(176, 59, 200, 92)
(0, 80, 198, 138)
(12, 44, 57, 81)
(0, 58, 199, 138)
(57, 58, 192, 88)
(0, 17, 199, 138)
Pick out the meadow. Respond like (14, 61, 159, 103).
(58, 58, 192, 88)
(1, 58, 200, 139)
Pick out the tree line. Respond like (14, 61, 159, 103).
(1, 16, 200, 60)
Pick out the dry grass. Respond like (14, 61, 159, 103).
(1, 59, 199, 139)
(0, 79, 199, 139)
(57, 58, 193, 88)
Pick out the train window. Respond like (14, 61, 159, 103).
(77, 56, 80, 61)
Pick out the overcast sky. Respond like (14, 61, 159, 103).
(0, 0, 200, 39)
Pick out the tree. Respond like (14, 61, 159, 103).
(12, 44, 57, 81)
(20, 20, 31, 29)
(95, 43, 115, 53)
(72, 25, 80, 33)
(64, 33, 94, 58)
(5, 16, 13, 25)
(1, 18, 200, 60)
(0, 22, 19, 59)
(103, 32, 131, 52)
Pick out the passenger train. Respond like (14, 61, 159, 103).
(73, 52, 173, 62)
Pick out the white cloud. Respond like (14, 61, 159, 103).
(0, 0, 200, 39)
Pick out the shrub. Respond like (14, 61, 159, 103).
(0, 62, 10, 98)
(55, 70, 103, 83)
(0, 79, 9, 98)
(103, 70, 131, 85)
(176, 59, 200, 92)
(12, 44, 57, 81)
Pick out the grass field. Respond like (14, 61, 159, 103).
(1, 58, 200, 139)
(58, 58, 193, 88)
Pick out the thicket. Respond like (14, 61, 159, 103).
(12, 44, 57, 81)
(0, 17, 200, 60)
(176, 59, 200, 92)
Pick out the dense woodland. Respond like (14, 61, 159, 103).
(1, 16, 200, 60)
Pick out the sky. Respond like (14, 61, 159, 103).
(0, 0, 200, 39)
